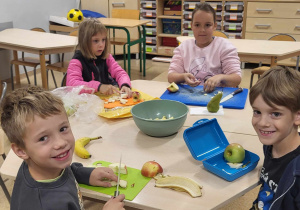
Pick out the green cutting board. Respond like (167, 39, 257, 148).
(79, 161, 151, 201)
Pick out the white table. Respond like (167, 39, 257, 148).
(0, 80, 261, 210)
(0, 28, 77, 89)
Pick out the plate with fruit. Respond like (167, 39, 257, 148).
(183, 118, 260, 181)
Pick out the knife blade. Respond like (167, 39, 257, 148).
(114, 154, 122, 197)
(220, 88, 243, 103)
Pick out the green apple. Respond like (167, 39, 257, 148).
(167, 82, 179, 93)
(224, 143, 245, 163)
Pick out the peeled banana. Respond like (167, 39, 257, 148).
(155, 176, 202, 198)
(74, 136, 102, 159)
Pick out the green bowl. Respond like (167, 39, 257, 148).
(131, 100, 189, 137)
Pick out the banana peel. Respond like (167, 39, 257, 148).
(74, 136, 102, 159)
(155, 175, 202, 198)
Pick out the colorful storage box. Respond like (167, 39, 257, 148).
(224, 22, 243, 32)
(183, 118, 260, 181)
(224, 2, 244, 12)
(206, 1, 223, 12)
(141, 1, 157, 9)
(224, 12, 243, 22)
(162, 19, 181, 34)
(140, 9, 157, 18)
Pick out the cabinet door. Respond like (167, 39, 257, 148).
(109, 0, 139, 55)
(81, 0, 109, 17)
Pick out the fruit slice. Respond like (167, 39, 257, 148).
(110, 180, 127, 188)
(108, 163, 128, 175)
(167, 82, 179, 93)
(155, 176, 202, 198)
(132, 91, 142, 102)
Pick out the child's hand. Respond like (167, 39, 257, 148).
(184, 73, 200, 87)
(89, 167, 118, 187)
(103, 194, 125, 210)
(120, 86, 132, 98)
(204, 75, 224, 92)
(100, 84, 120, 95)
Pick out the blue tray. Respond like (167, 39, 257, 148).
(183, 118, 260, 181)
(160, 85, 248, 109)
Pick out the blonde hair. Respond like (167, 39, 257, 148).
(77, 18, 109, 59)
(249, 66, 300, 113)
(0, 86, 65, 149)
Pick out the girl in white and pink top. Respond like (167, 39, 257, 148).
(168, 3, 241, 92)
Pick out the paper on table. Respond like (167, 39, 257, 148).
(190, 106, 224, 116)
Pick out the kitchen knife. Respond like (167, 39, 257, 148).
(114, 154, 122, 197)
(220, 88, 243, 103)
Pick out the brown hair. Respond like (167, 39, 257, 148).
(192, 2, 216, 23)
(249, 66, 300, 113)
(77, 18, 109, 59)
(0, 86, 65, 149)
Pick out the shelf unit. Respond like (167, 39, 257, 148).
(144, 0, 246, 56)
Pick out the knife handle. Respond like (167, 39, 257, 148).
(232, 88, 243, 95)
(114, 191, 120, 197)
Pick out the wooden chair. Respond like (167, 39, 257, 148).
(109, 9, 143, 75)
(213, 31, 228, 38)
(46, 30, 78, 88)
(250, 34, 297, 88)
(10, 28, 51, 90)
(0, 82, 10, 203)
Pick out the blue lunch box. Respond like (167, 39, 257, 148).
(183, 118, 260, 181)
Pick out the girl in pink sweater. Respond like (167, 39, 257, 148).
(168, 3, 241, 92)
(67, 18, 132, 97)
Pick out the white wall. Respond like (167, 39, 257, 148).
(0, 0, 80, 80)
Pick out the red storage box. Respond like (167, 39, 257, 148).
(162, 37, 178, 47)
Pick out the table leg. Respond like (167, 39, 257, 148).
(270, 56, 277, 67)
(12, 51, 20, 84)
(39, 51, 48, 89)
(142, 25, 146, 77)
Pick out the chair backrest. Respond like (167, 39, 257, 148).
(269, 34, 296, 42)
(213, 31, 228, 38)
(31, 27, 46, 33)
(111, 9, 140, 20)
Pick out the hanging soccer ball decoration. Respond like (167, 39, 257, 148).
(67, 9, 84, 22)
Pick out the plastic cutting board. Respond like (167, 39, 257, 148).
(160, 85, 248, 109)
(79, 161, 151, 201)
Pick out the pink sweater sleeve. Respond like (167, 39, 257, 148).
(66, 59, 100, 92)
(106, 54, 131, 88)
(168, 45, 185, 74)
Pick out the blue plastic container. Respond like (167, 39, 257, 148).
(183, 118, 260, 181)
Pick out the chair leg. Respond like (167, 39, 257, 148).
(139, 42, 142, 73)
(0, 175, 10, 203)
(10, 64, 15, 90)
(250, 73, 254, 88)
(123, 44, 126, 71)
(33, 67, 37, 86)
(50, 70, 58, 88)
(22, 66, 31, 84)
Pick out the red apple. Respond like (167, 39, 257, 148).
(132, 91, 142, 102)
(141, 161, 163, 178)
(167, 82, 179, 93)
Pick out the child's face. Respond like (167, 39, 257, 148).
(191, 10, 217, 48)
(19, 112, 75, 179)
(251, 94, 300, 149)
(91, 32, 106, 57)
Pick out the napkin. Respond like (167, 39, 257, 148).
(190, 106, 224, 116)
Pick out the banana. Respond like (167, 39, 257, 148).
(155, 176, 202, 198)
(74, 136, 102, 159)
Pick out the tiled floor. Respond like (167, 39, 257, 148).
(0, 58, 260, 210)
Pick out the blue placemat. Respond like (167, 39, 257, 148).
(160, 85, 248, 109)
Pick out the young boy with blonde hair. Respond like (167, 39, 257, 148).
(249, 66, 300, 209)
(0, 86, 125, 210)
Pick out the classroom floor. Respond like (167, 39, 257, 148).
(0, 58, 260, 210)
